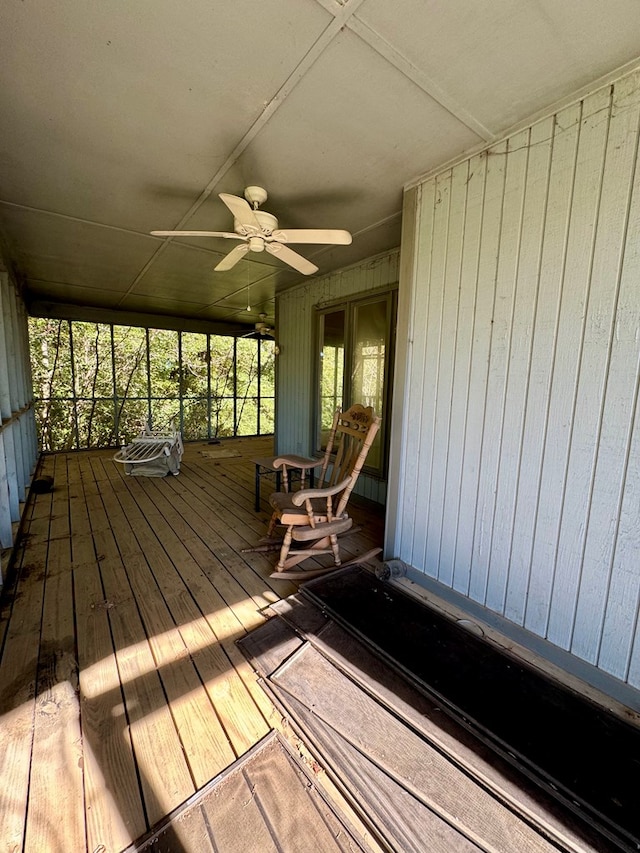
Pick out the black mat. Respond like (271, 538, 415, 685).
(124, 731, 365, 853)
(302, 567, 640, 852)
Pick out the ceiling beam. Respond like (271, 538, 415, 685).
(346, 16, 494, 142)
(27, 300, 254, 336)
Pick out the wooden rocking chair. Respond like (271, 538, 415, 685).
(264, 404, 381, 580)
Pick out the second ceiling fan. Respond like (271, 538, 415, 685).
(151, 186, 352, 275)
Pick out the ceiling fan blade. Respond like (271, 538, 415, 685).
(150, 230, 242, 239)
(265, 242, 318, 275)
(214, 243, 250, 271)
(218, 193, 261, 232)
(270, 229, 352, 245)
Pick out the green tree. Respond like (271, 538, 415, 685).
(29, 318, 275, 451)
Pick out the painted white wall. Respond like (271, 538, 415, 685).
(275, 250, 399, 504)
(387, 69, 640, 687)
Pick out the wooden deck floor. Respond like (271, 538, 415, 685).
(0, 437, 384, 853)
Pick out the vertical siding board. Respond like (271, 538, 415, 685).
(0, 276, 13, 420)
(476, 131, 530, 610)
(503, 117, 558, 625)
(474, 129, 532, 611)
(617, 390, 640, 685)
(598, 191, 640, 680)
(5, 285, 26, 502)
(0, 433, 12, 549)
(14, 298, 31, 486)
(551, 83, 635, 656)
(453, 144, 505, 597)
(428, 162, 468, 580)
(541, 86, 615, 648)
(570, 76, 640, 663)
(601, 377, 640, 683)
(490, 118, 552, 623)
(518, 104, 583, 635)
(391, 69, 640, 685)
(388, 185, 420, 561)
(411, 172, 451, 572)
(482, 125, 536, 613)
(399, 184, 435, 565)
(442, 153, 486, 593)
(3, 427, 20, 522)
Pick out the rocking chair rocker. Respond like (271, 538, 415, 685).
(262, 404, 381, 580)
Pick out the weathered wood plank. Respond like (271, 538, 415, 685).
(238, 614, 304, 677)
(0, 541, 46, 852)
(265, 679, 482, 853)
(272, 644, 560, 853)
(24, 537, 86, 853)
(123, 547, 237, 788)
(75, 555, 147, 852)
(241, 735, 357, 853)
(308, 617, 610, 853)
(100, 469, 272, 755)
(98, 554, 195, 827)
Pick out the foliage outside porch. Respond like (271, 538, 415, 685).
(29, 318, 276, 452)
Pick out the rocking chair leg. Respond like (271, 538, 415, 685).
(277, 527, 294, 571)
(266, 511, 278, 538)
(330, 534, 341, 566)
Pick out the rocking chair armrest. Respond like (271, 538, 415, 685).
(272, 455, 323, 471)
(291, 477, 352, 506)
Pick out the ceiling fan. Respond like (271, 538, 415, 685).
(151, 186, 352, 275)
(254, 314, 274, 335)
(239, 313, 276, 340)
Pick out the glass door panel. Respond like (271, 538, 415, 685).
(351, 298, 389, 470)
(318, 309, 345, 448)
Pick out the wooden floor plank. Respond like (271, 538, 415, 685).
(75, 556, 148, 852)
(118, 548, 239, 788)
(0, 539, 46, 852)
(160, 472, 290, 596)
(24, 538, 86, 853)
(94, 457, 272, 758)
(48, 453, 70, 542)
(99, 553, 196, 827)
(66, 454, 93, 538)
(0, 439, 385, 853)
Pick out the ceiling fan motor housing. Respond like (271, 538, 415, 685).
(235, 210, 278, 238)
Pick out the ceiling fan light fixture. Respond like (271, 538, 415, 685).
(248, 236, 264, 252)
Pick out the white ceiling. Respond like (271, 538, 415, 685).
(1, 0, 639, 333)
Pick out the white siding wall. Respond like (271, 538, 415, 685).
(388, 69, 640, 687)
(0, 269, 38, 585)
(276, 250, 399, 504)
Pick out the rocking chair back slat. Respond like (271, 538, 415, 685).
(316, 404, 381, 509)
(335, 409, 380, 518)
